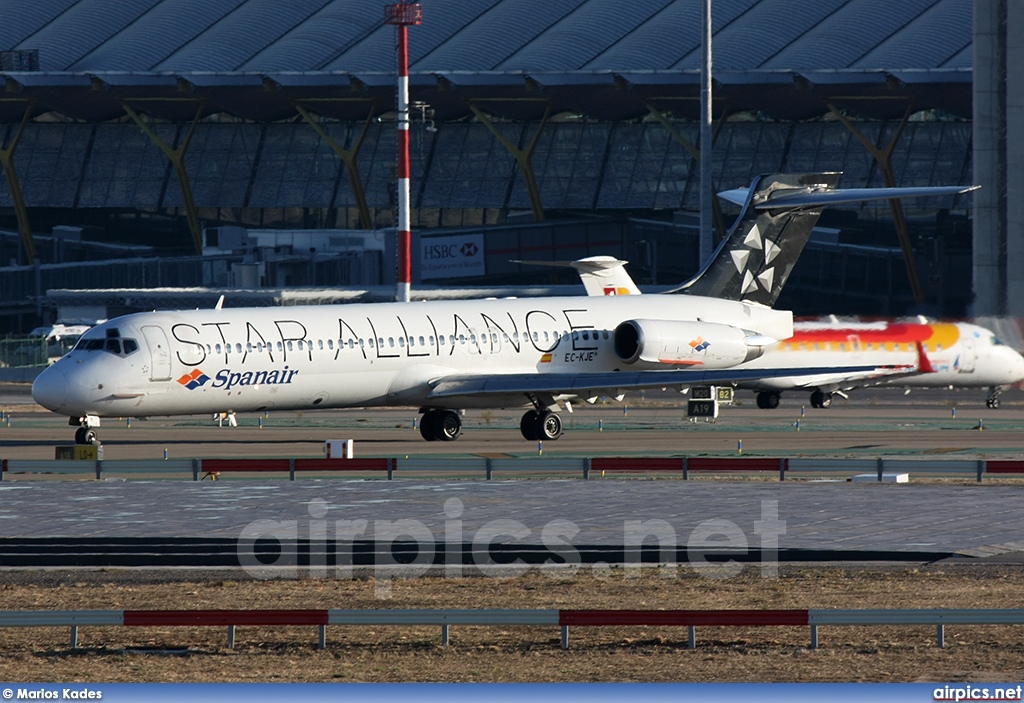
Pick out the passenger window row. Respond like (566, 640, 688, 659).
(202, 329, 610, 354)
(81, 328, 610, 359)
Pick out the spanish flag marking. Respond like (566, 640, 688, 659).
(540, 353, 553, 363)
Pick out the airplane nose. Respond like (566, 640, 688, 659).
(32, 365, 68, 412)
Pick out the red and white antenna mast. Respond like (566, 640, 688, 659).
(384, 2, 422, 303)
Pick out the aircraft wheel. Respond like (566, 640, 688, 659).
(809, 391, 823, 408)
(535, 411, 562, 440)
(757, 391, 780, 410)
(819, 393, 832, 409)
(75, 427, 98, 445)
(987, 396, 1000, 409)
(520, 410, 539, 440)
(418, 411, 440, 441)
(436, 410, 462, 441)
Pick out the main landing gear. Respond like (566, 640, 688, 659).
(755, 391, 780, 410)
(987, 388, 1002, 409)
(418, 408, 462, 441)
(810, 390, 834, 409)
(519, 409, 562, 441)
(417, 406, 564, 442)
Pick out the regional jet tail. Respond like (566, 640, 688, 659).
(557, 174, 976, 307)
(672, 173, 978, 307)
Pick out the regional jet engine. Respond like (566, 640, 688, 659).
(613, 319, 774, 368)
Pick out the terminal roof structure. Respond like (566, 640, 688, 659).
(0, 0, 972, 123)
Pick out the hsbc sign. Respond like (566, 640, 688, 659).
(420, 234, 486, 279)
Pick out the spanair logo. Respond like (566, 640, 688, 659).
(177, 368, 210, 390)
(689, 337, 711, 352)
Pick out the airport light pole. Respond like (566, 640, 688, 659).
(699, 0, 714, 265)
(385, 2, 422, 303)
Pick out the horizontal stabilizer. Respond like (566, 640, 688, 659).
(751, 185, 979, 211)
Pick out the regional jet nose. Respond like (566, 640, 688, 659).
(32, 365, 68, 412)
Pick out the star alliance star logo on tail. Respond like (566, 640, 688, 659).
(177, 368, 210, 390)
(689, 337, 710, 352)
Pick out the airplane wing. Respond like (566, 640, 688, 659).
(743, 342, 934, 392)
(759, 369, 909, 391)
(427, 364, 912, 400)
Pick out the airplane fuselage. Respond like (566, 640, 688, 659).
(33, 294, 791, 419)
(737, 322, 1024, 392)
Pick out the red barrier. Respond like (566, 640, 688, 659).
(591, 457, 683, 472)
(985, 461, 1024, 474)
(294, 458, 390, 472)
(688, 458, 787, 472)
(200, 459, 290, 472)
(124, 609, 329, 627)
(1, 458, 6, 473)
(559, 609, 809, 627)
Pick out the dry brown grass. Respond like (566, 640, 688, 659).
(2, 564, 1024, 682)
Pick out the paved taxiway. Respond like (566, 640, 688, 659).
(2, 480, 1023, 554)
(2, 385, 1024, 566)
(3, 385, 1024, 461)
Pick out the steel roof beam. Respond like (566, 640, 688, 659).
(294, 102, 375, 230)
(826, 98, 924, 304)
(0, 99, 36, 265)
(469, 100, 552, 222)
(119, 99, 206, 255)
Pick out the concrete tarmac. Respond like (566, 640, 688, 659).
(2, 385, 1024, 567)
(2, 384, 1024, 461)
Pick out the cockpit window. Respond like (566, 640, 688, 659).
(992, 335, 1006, 346)
(74, 327, 139, 357)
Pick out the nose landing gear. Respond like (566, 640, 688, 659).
(74, 427, 99, 445)
(70, 415, 101, 445)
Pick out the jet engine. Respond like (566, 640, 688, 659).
(613, 319, 774, 368)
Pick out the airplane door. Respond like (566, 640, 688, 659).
(141, 325, 172, 381)
(959, 336, 976, 374)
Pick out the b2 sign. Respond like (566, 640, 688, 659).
(420, 234, 485, 279)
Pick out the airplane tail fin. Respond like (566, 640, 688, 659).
(569, 256, 641, 296)
(671, 173, 978, 307)
(512, 256, 642, 296)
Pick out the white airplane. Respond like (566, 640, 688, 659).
(31, 172, 974, 445)
(561, 230, 1022, 412)
(737, 319, 1024, 410)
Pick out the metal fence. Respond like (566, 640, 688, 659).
(4, 456, 1024, 482)
(0, 335, 77, 368)
(2, 607, 1021, 651)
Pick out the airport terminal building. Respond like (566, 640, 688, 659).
(0, 0, 1018, 328)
